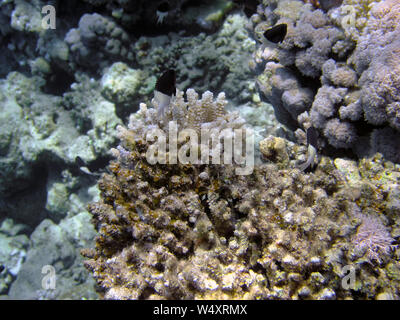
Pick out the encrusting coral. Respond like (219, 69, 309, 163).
(82, 86, 400, 300)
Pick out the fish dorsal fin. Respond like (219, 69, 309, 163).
(306, 127, 318, 150)
(156, 69, 176, 96)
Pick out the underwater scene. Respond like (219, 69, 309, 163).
(0, 0, 399, 300)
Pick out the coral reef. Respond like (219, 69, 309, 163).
(0, 0, 264, 299)
(83, 90, 400, 300)
(80, 0, 233, 33)
(1, 0, 399, 301)
(98, 11, 259, 111)
(133, 13, 257, 105)
(0, 0, 239, 89)
(0, 71, 121, 200)
(65, 13, 135, 71)
(0, 68, 119, 297)
(8, 212, 98, 299)
(355, 1, 400, 131)
(0, 219, 29, 295)
(250, 0, 400, 163)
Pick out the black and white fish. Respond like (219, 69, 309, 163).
(297, 127, 318, 171)
(319, 0, 343, 11)
(154, 69, 176, 119)
(263, 23, 287, 44)
(233, 0, 259, 18)
(156, 1, 170, 24)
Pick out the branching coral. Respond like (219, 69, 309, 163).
(127, 87, 245, 136)
(352, 214, 396, 264)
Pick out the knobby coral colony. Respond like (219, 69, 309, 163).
(251, 0, 400, 163)
(82, 69, 399, 300)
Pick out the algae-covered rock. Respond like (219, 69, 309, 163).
(334, 158, 362, 188)
(259, 136, 289, 168)
(0, 219, 29, 295)
(8, 212, 98, 300)
(29, 57, 51, 76)
(10, 0, 42, 33)
(134, 13, 256, 105)
(101, 62, 144, 117)
(180, 0, 234, 30)
(0, 73, 34, 196)
(45, 182, 70, 220)
(0, 70, 121, 233)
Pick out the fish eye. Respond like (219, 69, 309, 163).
(157, 1, 170, 13)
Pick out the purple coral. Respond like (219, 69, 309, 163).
(352, 214, 396, 263)
(323, 118, 357, 149)
(252, 0, 400, 163)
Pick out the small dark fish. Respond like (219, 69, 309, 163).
(263, 23, 287, 43)
(155, 69, 176, 97)
(297, 126, 318, 171)
(155, 69, 176, 118)
(306, 126, 318, 150)
(233, 0, 259, 18)
(319, 0, 342, 11)
(75, 156, 85, 167)
(157, 1, 170, 13)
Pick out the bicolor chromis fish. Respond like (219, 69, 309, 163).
(233, 0, 260, 18)
(157, 1, 170, 13)
(156, 1, 170, 24)
(263, 23, 287, 44)
(297, 127, 318, 171)
(319, 0, 343, 11)
(154, 69, 176, 119)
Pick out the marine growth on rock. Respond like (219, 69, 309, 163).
(249, 0, 400, 163)
(82, 87, 400, 300)
(1, 0, 400, 301)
